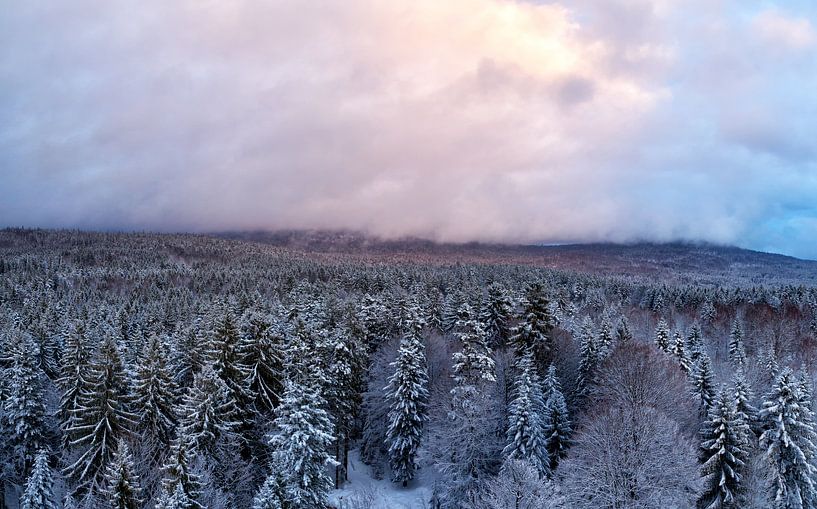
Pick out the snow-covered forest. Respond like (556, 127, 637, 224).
(3, 228, 817, 509)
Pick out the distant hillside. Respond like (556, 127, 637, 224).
(215, 230, 817, 286)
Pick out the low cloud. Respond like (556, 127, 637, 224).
(1, 0, 816, 258)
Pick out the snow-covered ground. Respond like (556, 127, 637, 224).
(328, 449, 434, 509)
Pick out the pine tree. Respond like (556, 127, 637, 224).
(64, 335, 137, 494)
(687, 323, 704, 363)
(385, 303, 429, 487)
(542, 364, 571, 472)
(692, 353, 717, 414)
(698, 387, 750, 509)
(452, 303, 496, 386)
(159, 435, 205, 509)
(732, 370, 759, 438)
(58, 321, 94, 447)
(20, 450, 56, 509)
(178, 365, 240, 460)
(480, 283, 513, 345)
(512, 283, 555, 373)
(503, 349, 549, 477)
(597, 315, 614, 357)
(760, 368, 817, 509)
(728, 319, 747, 369)
(239, 311, 285, 413)
(212, 312, 251, 415)
(267, 371, 336, 507)
(673, 330, 692, 374)
(441, 290, 466, 334)
(104, 442, 142, 509)
(133, 334, 178, 451)
(251, 473, 285, 509)
(3, 331, 47, 477)
(654, 319, 671, 353)
(575, 316, 598, 398)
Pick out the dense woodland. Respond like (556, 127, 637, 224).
(2, 229, 817, 508)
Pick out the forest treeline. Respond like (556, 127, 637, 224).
(2, 229, 817, 509)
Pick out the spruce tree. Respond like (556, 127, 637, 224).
(251, 473, 285, 509)
(698, 388, 749, 509)
(64, 335, 137, 494)
(58, 321, 94, 447)
(732, 370, 759, 438)
(267, 371, 336, 507)
(3, 332, 47, 477)
(760, 368, 817, 509)
(692, 352, 717, 414)
(728, 319, 747, 369)
(654, 319, 671, 353)
(673, 330, 691, 374)
(503, 349, 549, 477)
(542, 364, 571, 472)
(596, 315, 614, 357)
(159, 435, 205, 509)
(479, 283, 512, 345)
(575, 316, 598, 398)
(239, 311, 285, 413)
(452, 303, 496, 386)
(20, 449, 56, 509)
(178, 365, 240, 460)
(133, 334, 178, 451)
(211, 312, 251, 416)
(687, 323, 704, 363)
(512, 282, 555, 373)
(104, 442, 142, 509)
(385, 303, 429, 487)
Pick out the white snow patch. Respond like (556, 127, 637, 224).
(329, 449, 434, 509)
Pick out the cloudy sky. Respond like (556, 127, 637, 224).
(2, 1, 816, 258)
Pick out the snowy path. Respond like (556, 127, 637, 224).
(328, 449, 433, 509)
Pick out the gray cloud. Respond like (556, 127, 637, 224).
(1, 0, 816, 258)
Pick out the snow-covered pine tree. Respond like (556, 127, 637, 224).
(654, 319, 671, 353)
(512, 283, 555, 373)
(687, 323, 704, 363)
(385, 300, 429, 487)
(698, 387, 750, 509)
(211, 312, 251, 417)
(575, 316, 598, 398)
(596, 314, 614, 357)
(3, 331, 47, 478)
(58, 321, 94, 447)
(251, 472, 285, 509)
(267, 369, 336, 508)
(480, 282, 513, 345)
(503, 349, 549, 477)
(103, 442, 142, 509)
(178, 364, 240, 460)
(325, 325, 366, 488)
(64, 335, 137, 494)
(760, 368, 817, 509)
(732, 370, 759, 438)
(435, 303, 501, 506)
(728, 319, 747, 369)
(133, 334, 178, 453)
(452, 303, 496, 386)
(691, 352, 717, 414)
(20, 449, 56, 509)
(673, 330, 692, 374)
(239, 310, 285, 413)
(158, 434, 204, 509)
(441, 290, 466, 334)
(542, 364, 571, 472)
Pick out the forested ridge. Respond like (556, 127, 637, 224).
(2, 228, 817, 508)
